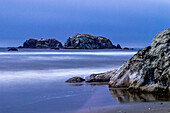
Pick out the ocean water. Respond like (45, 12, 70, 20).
(0, 48, 168, 113)
(0, 48, 136, 83)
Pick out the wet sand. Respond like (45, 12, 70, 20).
(72, 102, 170, 113)
(65, 83, 170, 113)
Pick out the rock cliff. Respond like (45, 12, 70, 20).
(64, 34, 120, 49)
(23, 38, 63, 49)
(108, 29, 170, 93)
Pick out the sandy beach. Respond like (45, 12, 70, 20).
(72, 102, 170, 113)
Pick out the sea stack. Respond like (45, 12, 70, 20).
(22, 38, 63, 49)
(108, 29, 170, 93)
(64, 34, 120, 49)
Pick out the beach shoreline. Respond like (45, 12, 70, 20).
(67, 101, 170, 113)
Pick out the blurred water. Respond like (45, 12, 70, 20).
(0, 49, 136, 82)
(0, 48, 137, 113)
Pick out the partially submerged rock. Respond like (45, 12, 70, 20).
(86, 69, 117, 82)
(65, 77, 85, 83)
(8, 48, 18, 51)
(23, 38, 63, 49)
(64, 34, 120, 49)
(124, 47, 130, 50)
(108, 28, 170, 93)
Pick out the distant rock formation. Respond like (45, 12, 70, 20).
(64, 34, 121, 49)
(23, 38, 63, 49)
(124, 47, 130, 50)
(8, 47, 18, 51)
(108, 28, 170, 93)
(123, 47, 134, 50)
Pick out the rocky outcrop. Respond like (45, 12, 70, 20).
(64, 34, 120, 49)
(86, 69, 117, 82)
(65, 77, 85, 83)
(108, 29, 170, 93)
(23, 38, 63, 49)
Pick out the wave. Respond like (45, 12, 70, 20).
(0, 67, 115, 84)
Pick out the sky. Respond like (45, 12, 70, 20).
(0, 0, 170, 47)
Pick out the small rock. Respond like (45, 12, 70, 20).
(8, 48, 18, 51)
(65, 77, 85, 83)
(124, 47, 129, 50)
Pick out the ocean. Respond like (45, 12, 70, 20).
(0, 48, 168, 113)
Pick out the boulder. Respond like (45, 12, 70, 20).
(86, 69, 117, 82)
(23, 38, 63, 49)
(108, 28, 170, 93)
(8, 48, 18, 51)
(64, 34, 118, 49)
(65, 77, 85, 83)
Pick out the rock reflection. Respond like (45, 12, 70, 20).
(68, 83, 84, 87)
(109, 88, 170, 103)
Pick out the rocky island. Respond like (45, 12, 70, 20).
(19, 34, 126, 49)
(22, 38, 63, 49)
(64, 34, 121, 49)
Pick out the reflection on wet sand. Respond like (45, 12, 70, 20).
(109, 88, 170, 103)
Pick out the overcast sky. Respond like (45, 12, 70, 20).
(0, 0, 169, 47)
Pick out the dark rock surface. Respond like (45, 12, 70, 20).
(8, 48, 18, 51)
(64, 34, 120, 49)
(65, 77, 85, 83)
(108, 28, 170, 93)
(116, 44, 122, 49)
(124, 47, 130, 50)
(86, 69, 117, 82)
(23, 38, 63, 49)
